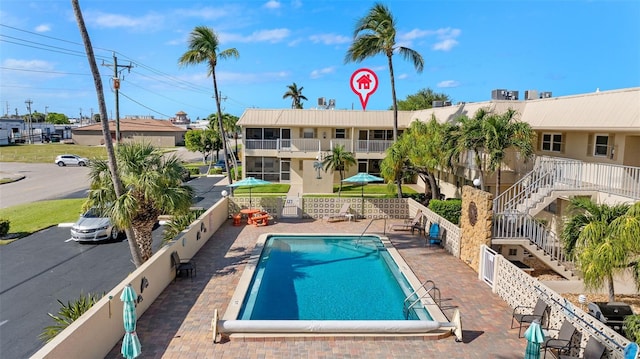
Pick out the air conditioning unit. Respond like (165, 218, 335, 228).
(432, 101, 444, 108)
(328, 99, 336, 108)
(317, 97, 326, 107)
(525, 90, 538, 100)
(540, 92, 552, 98)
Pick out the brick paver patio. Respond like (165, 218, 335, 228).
(106, 218, 528, 358)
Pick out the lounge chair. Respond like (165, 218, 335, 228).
(511, 298, 549, 338)
(558, 336, 606, 359)
(542, 319, 577, 358)
(389, 210, 422, 232)
(171, 251, 196, 280)
(625, 342, 639, 359)
(325, 203, 351, 222)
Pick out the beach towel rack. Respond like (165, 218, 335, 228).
(403, 279, 441, 319)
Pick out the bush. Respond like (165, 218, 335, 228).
(428, 199, 462, 225)
(0, 218, 9, 236)
(39, 292, 101, 343)
(624, 315, 640, 342)
(209, 167, 222, 175)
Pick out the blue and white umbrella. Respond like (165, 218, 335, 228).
(524, 319, 545, 359)
(228, 177, 271, 208)
(120, 285, 142, 359)
(342, 173, 384, 218)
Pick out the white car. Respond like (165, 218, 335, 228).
(70, 208, 120, 242)
(55, 154, 89, 167)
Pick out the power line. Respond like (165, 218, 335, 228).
(118, 91, 172, 118)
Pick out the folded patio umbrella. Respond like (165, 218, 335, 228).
(524, 319, 545, 359)
(121, 285, 142, 359)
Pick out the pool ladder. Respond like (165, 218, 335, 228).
(403, 279, 441, 320)
(354, 218, 387, 247)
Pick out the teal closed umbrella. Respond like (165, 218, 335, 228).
(121, 285, 142, 359)
(228, 177, 271, 209)
(524, 319, 545, 359)
(342, 173, 384, 218)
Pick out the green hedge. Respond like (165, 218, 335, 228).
(625, 315, 640, 342)
(0, 219, 9, 236)
(428, 199, 462, 225)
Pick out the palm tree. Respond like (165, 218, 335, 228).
(404, 117, 446, 201)
(380, 140, 409, 199)
(483, 109, 535, 197)
(446, 109, 490, 191)
(72, 0, 141, 266)
(561, 198, 640, 302)
(283, 82, 308, 109)
(86, 143, 194, 262)
(179, 26, 239, 185)
(322, 145, 356, 195)
(345, 2, 424, 142)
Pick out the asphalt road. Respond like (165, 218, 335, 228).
(0, 168, 225, 358)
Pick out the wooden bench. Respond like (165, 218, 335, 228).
(252, 213, 271, 227)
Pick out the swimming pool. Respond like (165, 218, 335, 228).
(220, 233, 460, 339)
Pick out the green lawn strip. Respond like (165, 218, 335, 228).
(0, 199, 85, 242)
(332, 183, 418, 195)
(0, 144, 109, 163)
(232, 184, 290, 194)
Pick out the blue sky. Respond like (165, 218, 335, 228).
(1, 0, 639, 120)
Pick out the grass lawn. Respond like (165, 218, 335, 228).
(320, 183, 418, 197)
(232, 183, 290, 195)
(0, 198, 85, 244)
(0, 144, 182, 163)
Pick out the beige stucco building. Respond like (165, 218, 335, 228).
(72, 119, 187, 147)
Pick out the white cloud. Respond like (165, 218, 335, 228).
(309, 33, 350, 45)
(397, 73, 408, 80)
(220, 29, 290, 43)
(264, 0, 281, 9)
(35, 24, 51, 33)
(86, 11, 163, 31)
(437, 80, 460, 88)
(290, 0, 303, 8)
(433, 38, 459, 51)
(310, 66, 336, 79)
(3, 59, 54, 71)
(174, 7, 234, 20)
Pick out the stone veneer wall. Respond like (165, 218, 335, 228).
(459, 186, 493, 272)
(490, 252, 629, 359)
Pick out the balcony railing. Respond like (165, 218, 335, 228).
(244, 139, 393, 154)
(355, 140, 393, 153)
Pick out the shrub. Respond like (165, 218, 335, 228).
(162, 209, 206, 246)
(624, 315, 640, 342)
(209, 167, 222, 175)
(428, 199, 462, 224)
(0, 218, 9, 236)
(39, 292, 101, 342)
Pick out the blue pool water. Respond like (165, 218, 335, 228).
(238, 235, 430, 321)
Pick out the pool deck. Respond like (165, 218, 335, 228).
(106, 218, 528, 358)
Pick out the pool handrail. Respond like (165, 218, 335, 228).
(403, 279, 441, 319)
(355, 218, 387, 247)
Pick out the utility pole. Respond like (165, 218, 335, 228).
(102, 53, 133, 144)
(79, 108, 82, 126)
(45, 106, 49, 119)
(25, 99, 33, 144)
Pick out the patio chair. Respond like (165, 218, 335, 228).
(558, 336, 606, 359)
(389, 210, 422, 232)
(325, 203, 351, 222)
(427, 223, 444, 246)
(511, 298, 549, 338)
(542, 319, 577, 358)
(171, 251, 196, 281)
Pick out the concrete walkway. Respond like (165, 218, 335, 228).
(105, 218, 528, 358)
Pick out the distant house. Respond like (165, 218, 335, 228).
(72, 119, 187, 146)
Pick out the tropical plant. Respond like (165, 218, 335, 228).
(380, 140, 409, 199)
(483, 109, 535, 196)
(624, 315, 640, 342)
(72, 0, 141, 266)
(0, 218, 9, 236)
(428, 199, 462, 225)
(322, 144, 356, 195)
(184, 129, 217, 164)
(179, 26, 239, 186)
(86, 142, 194, 262)
(395, 88, 451, 111)
(561, 198, 640, 302)
(345, 2, 424, 142)
(39, 292, 101, 343)
(282, 82, 308, 109)
(162, 209, 206, 246)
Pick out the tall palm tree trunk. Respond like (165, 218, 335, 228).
(387, 56, 403, 199)
(608, 274, 616, 303)
(212, 71, 233, 185)
(71, 0, 141, 266)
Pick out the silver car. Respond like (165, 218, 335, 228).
(55, 154, 89, 167)
(71, 208, 120, 242)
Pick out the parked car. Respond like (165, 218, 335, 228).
(213, 159, 228, 170)
(70, 208, 120, 242)
(55, 154, 89, 167)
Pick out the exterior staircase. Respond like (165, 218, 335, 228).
(492, 156, 640, 278)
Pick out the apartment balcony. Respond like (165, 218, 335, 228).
(244, 139, 394, 156)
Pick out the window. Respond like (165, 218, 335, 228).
(303, 128, 314, 139)
(541, 133, 562, 152)
(508, 248, 518, 256)
(594, 135, 609, 157)
(263, 128, 279, 140)
(335, 129, 346, 139)
(544, 200, 557, 214)
(246, 128, 262, 140)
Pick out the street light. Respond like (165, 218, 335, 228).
(25, 99, 33, 144)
